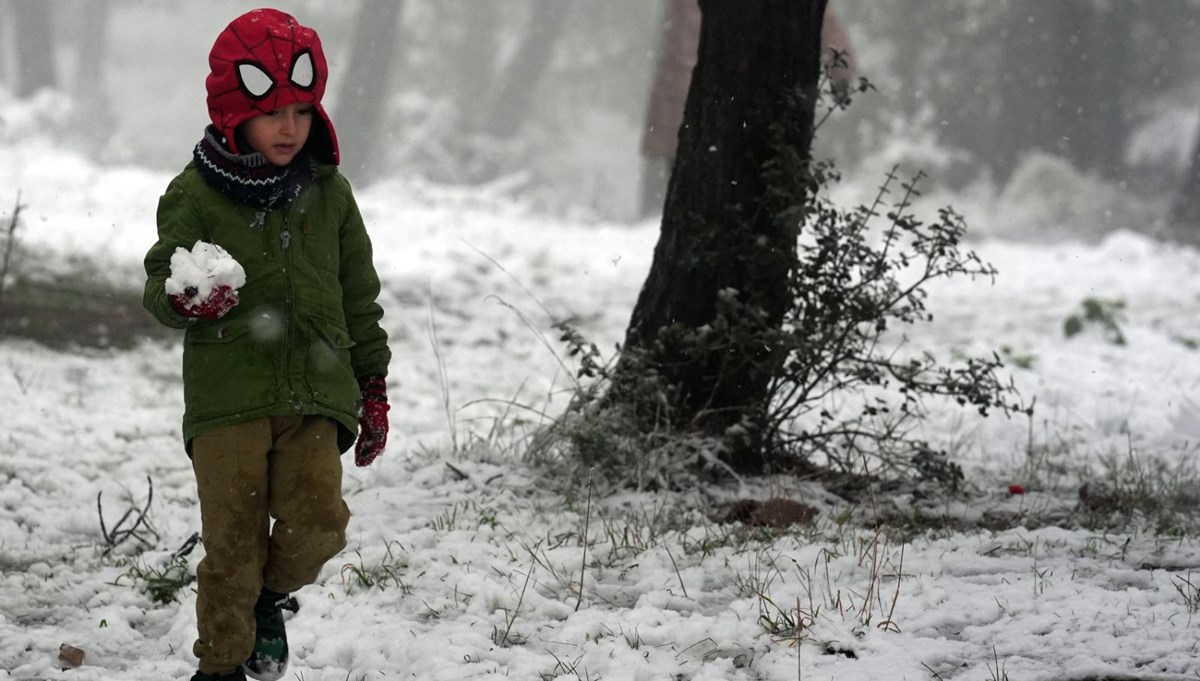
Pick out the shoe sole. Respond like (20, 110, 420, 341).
(241, 661, 287, 681)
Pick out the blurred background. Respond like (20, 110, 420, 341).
(3, 0, 1200, 232)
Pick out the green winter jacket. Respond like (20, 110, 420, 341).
(143, 162, 391, 454)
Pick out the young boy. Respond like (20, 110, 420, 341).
(142, 9, 391, 681)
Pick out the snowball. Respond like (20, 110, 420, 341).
(164, 240, 247, 301)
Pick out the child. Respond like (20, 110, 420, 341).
(142, 9, 391, 681)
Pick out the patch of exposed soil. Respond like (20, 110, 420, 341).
(0, 279, 174, 349)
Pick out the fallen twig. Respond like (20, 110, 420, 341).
(98, 476, 159, 555)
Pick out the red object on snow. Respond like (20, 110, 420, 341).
(1007, 484, 1026, 495)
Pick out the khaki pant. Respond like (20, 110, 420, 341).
(190, 415, 351, 675)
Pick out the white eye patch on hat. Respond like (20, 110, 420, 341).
(291, 51, 314, 89)
(236, 50, 315, 100)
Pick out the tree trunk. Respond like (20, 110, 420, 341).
(335, 0, 404, 180)
(618, 0, 826, 473)
(1171, 110, 1200, 231)
(481, 0, 570, 139)
(73, 0, 114, 149)
(453, 1, 501, 135)
(13, 0, 57, 97)
(1049, 1, 1133, 179)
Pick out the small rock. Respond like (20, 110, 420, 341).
(58, 643, 85, 669)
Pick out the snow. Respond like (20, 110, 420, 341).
(164, 242, 247, 300)
(5, 116, 1200, 681)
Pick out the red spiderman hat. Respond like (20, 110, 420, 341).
(206, 8, 339, 165)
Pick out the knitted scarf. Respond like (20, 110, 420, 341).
(193, 126, 314, 226)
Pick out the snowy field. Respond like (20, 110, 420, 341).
(6, 124, 1200, 680)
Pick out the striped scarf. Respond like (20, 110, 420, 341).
(193, 126, 314, 224)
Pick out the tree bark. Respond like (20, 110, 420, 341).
(618, 0, 827, 473)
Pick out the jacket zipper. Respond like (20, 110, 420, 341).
(280, 215, 302, 414)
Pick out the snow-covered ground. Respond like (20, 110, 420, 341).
(5, 122, 1200, 681)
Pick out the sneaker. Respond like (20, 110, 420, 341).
(242, 588, 292, 681)
(191, 670, 246, 681)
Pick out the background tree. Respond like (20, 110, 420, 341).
(12, 0, 58, 97)
(615, 0, 828, 473)
(335, 0, 405, 181)
(1171, 112, 1200, 231)
(72, 0, 115, 151)
(992, 1, 1134, 181)
(472, 0, 570, 140)
(836, 1, 1188, 192)
(433, 0, 569, 177)
(8, 1, 1200, 228)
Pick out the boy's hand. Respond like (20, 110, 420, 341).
(355, 375, 390, 467)
(169, 284, 240, 320)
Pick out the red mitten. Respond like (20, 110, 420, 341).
(169, 284, 239, 320)
(355, 375, 390, 467)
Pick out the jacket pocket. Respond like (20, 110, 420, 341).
(305, 317, 358, 410)
(298, 217, 341, 274)
(182, 321, 276, 419)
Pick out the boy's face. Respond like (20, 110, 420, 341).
(242, 103, 313, 167)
